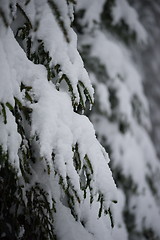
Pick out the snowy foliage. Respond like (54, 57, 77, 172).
(1, 1, 160, 240)
(0, 1, 117, 239)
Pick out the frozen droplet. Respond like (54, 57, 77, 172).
(56, 82, 60, 88)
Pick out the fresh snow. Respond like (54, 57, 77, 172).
(0, 1, 118, 239)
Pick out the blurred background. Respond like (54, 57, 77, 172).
(74, 1, 160, 239)
(132, 0, 160, 159)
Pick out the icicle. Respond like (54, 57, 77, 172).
(89, 103, 93, 111)
(82, 109, 84, 115)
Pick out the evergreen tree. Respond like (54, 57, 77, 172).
(0, 1, 117, 239)
(74, 0, 160, 240)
